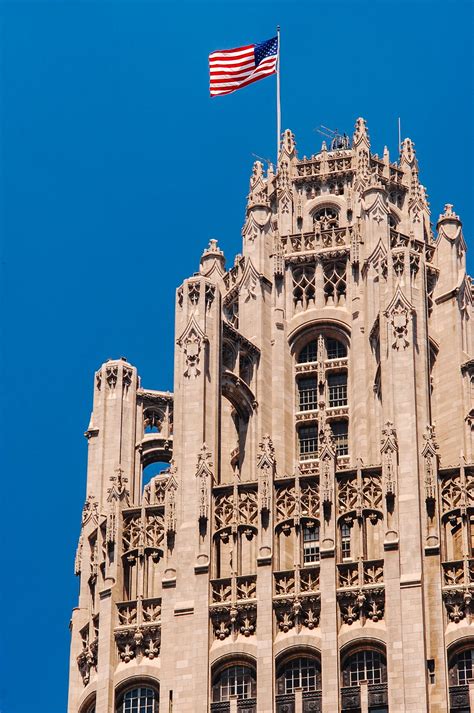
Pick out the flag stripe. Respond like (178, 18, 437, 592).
(212, 65, 276, 89)
(210, 56, 276, 79)
(210, 58, 277, 84)
(209, 37, 278, 97)
(209, 45, 254, 58)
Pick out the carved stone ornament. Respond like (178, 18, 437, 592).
(210, 604, 256, 640)
(82, 494, 99, 525)
(257, 435, 275, 514)
(381, 421, 398, 498)
(165, 466, 178, 536)
(274, 596, 321, 634)
(74, 533, 83, 576)
(319, 424, 336, 505)
(177, 316, 207, 379)
(422, 425, 439, 501)
(384, 288, 414, 351)
(115, 626, 161, 663)
(106, 365, 118, 390)
(443, 589, 473, 624)
(196, 444, 213, 522)
(107, 465, 130, 505)
(363, 183, 389, 225)
(337, 588, 385, 625)
(77, 636, 98, 685)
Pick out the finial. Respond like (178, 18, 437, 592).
(200, 239, 225, 276)
(437, 203, 461, 225)
(353, 117, 370, 146)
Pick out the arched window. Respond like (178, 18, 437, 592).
(144, 409, 163, 434)
(212, 663, 256, 702)
(298, 340, 318, 364)
(326, 338, 347, 360)
(449, 648, 474, 685)
(341, 649, 387, 687)
(116, 686, 158, 713)
(277, 656, 322, 694)
(313, 206, 339, 229)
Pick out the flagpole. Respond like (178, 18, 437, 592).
(276, 25, 281, 164)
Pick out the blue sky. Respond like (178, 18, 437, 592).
(1, 1, 472, 711)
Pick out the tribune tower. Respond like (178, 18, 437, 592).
(68, 119, 474, 713)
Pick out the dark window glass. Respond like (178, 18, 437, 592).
(280, 657, 321, 693)
(120, 687, 157, 713)
(344, 651, 386, 686)
(303, 525, 320, 564)
(331, 421, 348, 456)
(328, 373, 347, 407)
(212, 665, 256, 702)
(326, 338, 347, 360)
(298, 341, 318, 364)
(299, 425, 318, 459)
(298, 377, 317, 411)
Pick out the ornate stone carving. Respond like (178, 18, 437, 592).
(107, 466, 129, 504)
(443, 589, 473, 624)
(257, 435, 275, 514)
(274, 596, 321, 633)
(422, 425, 439, 501)
(105, 365, 118, 390)
(210, 604, 257, 640)
(82, 494, 99, 525)
(384, 288, 414, 351)
(196, 444, 213, 522)
(319, 424, 336, 506)
(165, 468, 178, 536)
(177, 317, 207, 379)
(381, 422, 398, 498)
(115, 626, 161, 663)
(77, 633, 98, 685)
(337, 588, 385, 625)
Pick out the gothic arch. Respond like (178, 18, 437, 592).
(289, 321, 351, 358)
(79, 692, 96, 713)
(304, 194, 348, 231)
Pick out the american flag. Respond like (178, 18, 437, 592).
(209, 36, 279, 97)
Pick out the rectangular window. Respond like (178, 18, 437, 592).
(299, 425, 318, 460)
(331, 420, 348, 456)
(298, 377, 317, 411)
(326, 338, 346, 360)
(341, 522, 351, 560)
(303, 525, 320, 564)
(328, 373, 347, 407)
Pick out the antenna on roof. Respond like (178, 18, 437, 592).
(314, 125, 350, 150)
(251, 152, 273, 167)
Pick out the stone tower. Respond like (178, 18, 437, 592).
(68, 119, 474, 713)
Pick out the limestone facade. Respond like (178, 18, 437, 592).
(68, 119, 474, 713)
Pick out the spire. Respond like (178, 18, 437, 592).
(278, 128, 296, 162)
(247, 160, 270, 210)
(436, 203, 463, 242)
(200, 239, 225, 276)
(352, 117, 371, 191)
(352, 117, 370, 149)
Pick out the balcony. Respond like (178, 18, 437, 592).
(449, 684, 470, 710)
(275, 691, 322, 713)
(210, 700, 256, 713)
